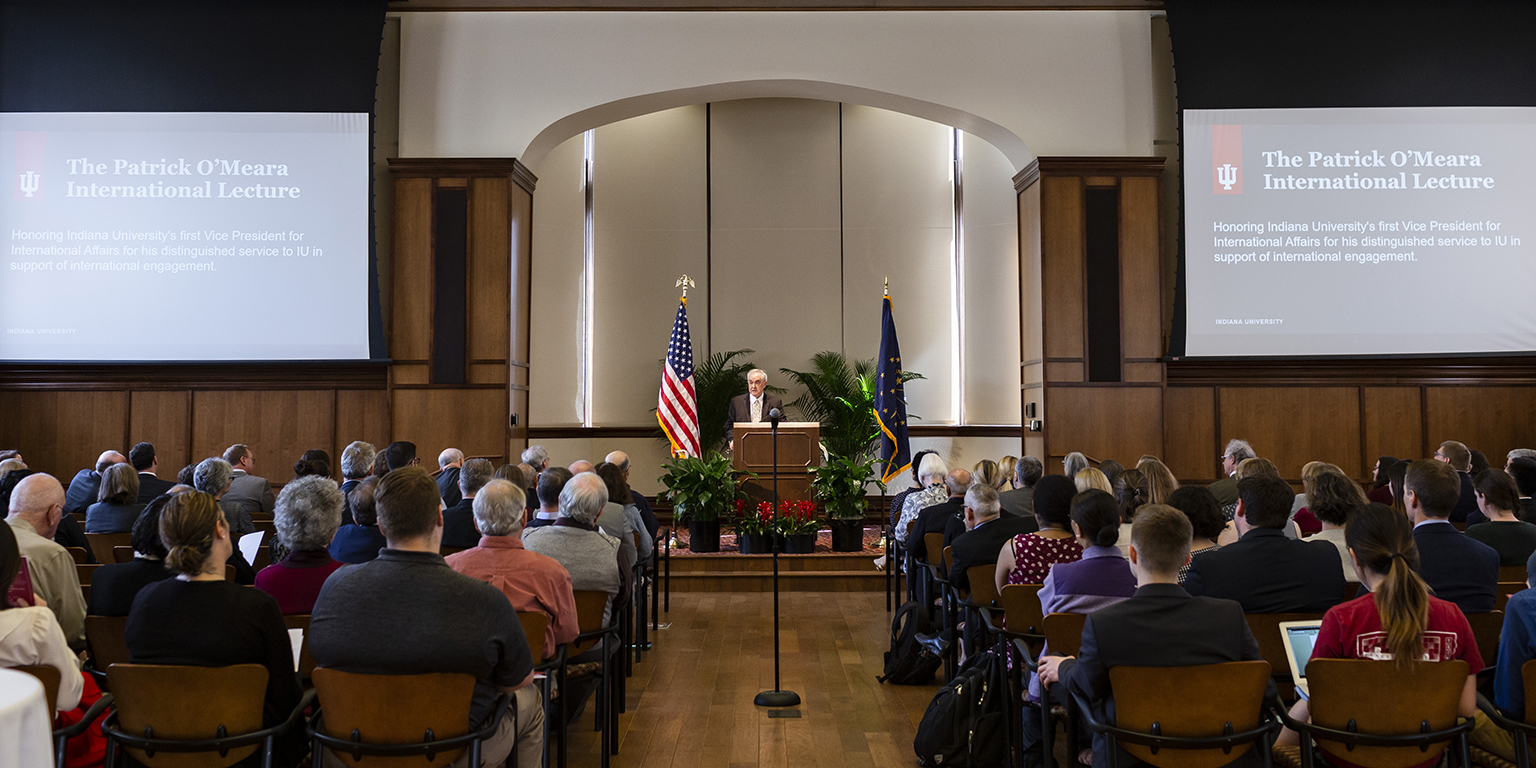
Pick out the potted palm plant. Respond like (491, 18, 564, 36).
(658, 451, 746, 553)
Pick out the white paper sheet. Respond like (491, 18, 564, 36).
(288, 628, 304, 672)
(239, 531, 264, 566)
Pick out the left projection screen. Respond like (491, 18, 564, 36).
(0, 112, 370, 361)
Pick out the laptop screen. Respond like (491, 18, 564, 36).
(1286, 625, 1322, 680)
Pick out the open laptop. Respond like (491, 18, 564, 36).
(1278, 619, 1324, 698)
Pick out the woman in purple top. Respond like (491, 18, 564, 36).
(255, 476, 346, 615)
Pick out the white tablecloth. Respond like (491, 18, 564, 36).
(0, 668, 53, 768)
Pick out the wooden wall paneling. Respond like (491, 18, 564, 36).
(391, 364, 430, 385)
(1163, 387, 1215, 482)
(1123, 362, 1162, 383)
(1218, 387, 1361, 480)
(1041, 176, 1085, 361)
(1045, 386, 1163, 472)
(129, 391, 190, 475)
(1425, 386, 1536, 467)
(391, 388, 509, 464)
(1361, 386, 1424, 478)
(392, 177, 434, 361)
(191, 390, 336, 486)
(468, 364, 508, 385)
(1118, 175, 1162, 361)
(509, 180, 534, 454)
(1045, 362, 1084, 383)
(0, 391, 128, 481)
(468, 176, 511, 363)
(334, 390, 391, 458)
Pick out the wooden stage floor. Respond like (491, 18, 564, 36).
(562, 591, 940, 767)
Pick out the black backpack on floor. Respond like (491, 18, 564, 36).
(878, 600, 944, 685)
(913, 644, 1010, 767)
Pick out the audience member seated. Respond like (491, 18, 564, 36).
(255, 476, 346, 614)
(1406, 459, 1499, 614)
(1290, 461, 1335, 537)
(5, 474, 85, 648)
(337, 440, 375, 526)
(1038, 504, 1270, 768)
(1494, 551, 1536, 726)
(192, 457, 256, 584)
(1062, 452, 1089, 480)
(0, 458, 24, 478)
(309, 466, 541, 768)
(442, 458, 494, 550)
(999, 456, 1043, 521)
(87, 496, 174, 616)
(493, 463, 525, 487)
(607, 451, 661, 539)
(221, 444, 272, 536)
(516, 462, 539, 503)
(1466, 468, 1536, 566)
(585, 463, 638, 567)
(945, 484, 1034, 594)
(527, 467, 573, 531)
(3, 468, 91, 562)
(1037, 490, 1135, 617)
(1111, 468, 1147, 553)
(125, 491, 304, 765)
(895, 453, 949, 542)
(1208, 439, 1253, 513)
(1297, 465, 1366, 583)
(1136, 458, 1180, 505)
(523, 471, 632, 627)
(1167, 486, 1226, 584)
(1436, 440, 1482, 525)
(1097, 459, 1124, 488)
(999, 456, 1019, 490)
(904, 468, 968, 559)
(1185, 475, 1346, 613)
(597, 462, 653, 563)
(381, 441, 420, 473)
(437, 447, 465, 509)
(973, 459, 1006, 491)
(83, 463, 145, 533)
(887, 449, 938, 530)
(1387, 459, 1411, 516)
(1277, 503, 1481, 756)
(1472, 449, 1492, 477)
(176, 463, 196, 487)
(292, 449, 332, 481)
(128, 442, 175, 504)
(1229, 457, 1300, 541)
(995, 475, 1082, 590)
(1073, 468, 1111, 494)
(329, 477, 387, 565)
(64, 450, 126, 516)
(0, 519, 84, 713)
(446, 480, 579, 662)
(1366, 455, 1399, 506)
(1510, 457, 1536, 523)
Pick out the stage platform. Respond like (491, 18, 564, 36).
(664, 526, 890, 592)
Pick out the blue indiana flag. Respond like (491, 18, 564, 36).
(875, 291, 911, 484)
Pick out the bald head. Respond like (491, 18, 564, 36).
(96, 451, 127, 473)
(569, 460, 595, 475)
(945, 468, 972, 497)
(604, 451, 631, 473)
(7, 473, 65, 538)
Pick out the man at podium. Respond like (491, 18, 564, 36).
(726, 369, 783, 449)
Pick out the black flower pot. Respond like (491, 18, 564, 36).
(688, 519, 720, 553)
(783, 533, 817, 554)
(738, 532, 771, 555)
(830, 519, 865, 552)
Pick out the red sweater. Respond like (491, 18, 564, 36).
(254, 549, 346, 614)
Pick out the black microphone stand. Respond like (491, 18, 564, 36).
(754, 409, 801, 708)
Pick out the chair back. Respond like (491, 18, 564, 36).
(999, 583, 1045, 636)
(942, 546, 954, 576)
(282, 614, 315, 678)
(113, 546, 136, 564)
(311, 668, 476, 768)
(517, 611, 550, 662)
(86, 615, 131, 677)
(1500, 565, 1527, 583)
(106, 663, 268, 768)
(923, 533, 944, 568)
(76, 563, 102, 586)
(1523, 660, 1536, 728)
(569, 589, 612, 657)
(1466, 610, 1504, 673)
(967, 566, 1000, 606)
(1307, 658, 1468, 768)
(1498, 583, 1526, 612)
(85, 533, 132, 566)
(1108, 661, 1272, 768)
(1044, 613, 1087, 658)
(15, 664, 61, 714)
(1244, 613, 1324, 681)
(65, 546, 89, 565)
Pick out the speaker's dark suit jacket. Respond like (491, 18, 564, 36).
(946, 515, 1036, 592)
(1415, 519, 1499, 614)
(1059, 583, 1271, 768)
(724, 394, 784, 444)
(437, 466, 462, 510)
(904, 497, 963, 564)
(441, 497, 479, 550)
(64, 470, 101, 516)
(135, 472, 175, 505)
(1184, 527, 1346, 614)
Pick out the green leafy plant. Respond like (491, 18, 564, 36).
(730, 498, 774, 536)
(779, 351, 925, 461)
(657, 451, 750, 523)
(811, 453, 881, 520)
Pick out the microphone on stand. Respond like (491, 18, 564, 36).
(767, 407, 783, 424)
(755, 405, 800, 709)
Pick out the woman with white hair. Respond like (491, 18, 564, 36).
(1062, 452, 1089, 480)
(254, 475, 346, 614)
(895, 453, 949, 542)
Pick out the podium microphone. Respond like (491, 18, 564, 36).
(755, 406, 801, 709)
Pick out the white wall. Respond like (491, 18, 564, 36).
(396, 11, 1159, 171)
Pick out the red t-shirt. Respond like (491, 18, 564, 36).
(1309, 593, 1481, 768)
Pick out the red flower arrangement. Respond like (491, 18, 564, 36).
(775, 499, 822, 536)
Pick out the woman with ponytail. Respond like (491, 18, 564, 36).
(1276, 502, 1481, 761)
(125, 491, 305, 765)
(1038, 490, 1137, 617)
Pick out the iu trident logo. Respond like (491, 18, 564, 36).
(1211, 125, 1242, 195)
(1216, 164, 1238, 190)
(17, 171, 39, 197)
(13, 131, 44, 201)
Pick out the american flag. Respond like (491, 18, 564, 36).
(658, 298, 700, 458)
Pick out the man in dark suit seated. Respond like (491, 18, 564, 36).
(1407, 457, 1499, 613)
(527, 468, 573, 530)
(904, 468, 970, 564)
(442, 458, 493, 549)
(129, 442, 175, 504)
(725, 369, 783, 449)
(436, 447, 464, 509)
(65, 450, 126, 516)
(1039, 505, 1272, 768)
(1184, 474, 1346, 613)
(946, 484, 1035, 593)
(1435, 440, 1483, 525)
(1207, 438, 1254, 512)
(1510, 457, 1536, 523)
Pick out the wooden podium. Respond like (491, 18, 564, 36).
(733, 421, 820, 503)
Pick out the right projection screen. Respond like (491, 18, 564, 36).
(1182, 107, 1536, 357)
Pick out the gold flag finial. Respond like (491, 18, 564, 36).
(884, 276, 889, 295)
(675, 274, 696, 298)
